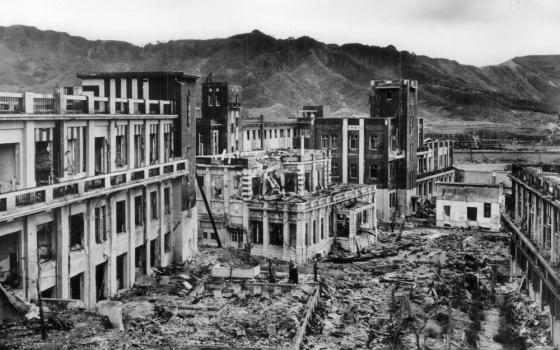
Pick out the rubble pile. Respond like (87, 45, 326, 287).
(0, 247, 314, 349)
(304, 225, 516, 349)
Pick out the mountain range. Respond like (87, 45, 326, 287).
(0, 25, 558, 137)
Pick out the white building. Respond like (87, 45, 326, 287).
(0, 71, 199, 309)
(435, 182, 504, 231)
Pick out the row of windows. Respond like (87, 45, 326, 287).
(331, 163, 379, 179)
(246, 128, 293, 140)
(320, 134, 379, 150)
(443, 203, 492, 220)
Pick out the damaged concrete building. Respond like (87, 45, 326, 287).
(196, 149, 376, 262)
(506, 164, 560, 345)
(435, 182, 504, 231)
(296, 80, 455, 220)
(0, 71, 199, 309)
(196, 80, 298, 156)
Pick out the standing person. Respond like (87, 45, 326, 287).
(293, 260, 299, 284)
(288, 259, 295, 284)
(313, 258, 318, 282)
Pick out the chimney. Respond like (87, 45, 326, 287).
(491, 171, 497, 185)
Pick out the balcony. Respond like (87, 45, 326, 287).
(0, 159, 188, 221)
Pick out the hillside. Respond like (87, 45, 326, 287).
(0, 25, 558, 137)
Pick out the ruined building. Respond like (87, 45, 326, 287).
(506, 164, 560, 345)
(0, 71, 198, 308)
(196, 149, 376, 262)
(296, 80, 454, 220)
(435, 182, 503, 231)
(196, 81, 298, 155)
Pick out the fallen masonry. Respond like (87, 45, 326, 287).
(1, 225, 556, 349)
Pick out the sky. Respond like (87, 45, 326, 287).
(0, 0, 559, 66)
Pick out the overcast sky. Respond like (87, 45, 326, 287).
(0, 0, 558, 66)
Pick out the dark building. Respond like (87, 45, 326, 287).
(197, 81, 242, 155)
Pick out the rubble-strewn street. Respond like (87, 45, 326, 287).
(304, 222, 554, 350)
(1, 223, 558, 349)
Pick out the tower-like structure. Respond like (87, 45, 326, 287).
(197, 80, 242, 155)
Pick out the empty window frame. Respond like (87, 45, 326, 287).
(164, 187, 171, 215)
(269, 222, 283, 246)
(321, 135, 329, 149)
(484, 203, 491, 218)
(467, 207, 477, 221)
(95, 206, 107, 243)
(150, 191, 158, 220)
(251, 220, 263, 244)
(443, 205, 451, 218)
(134, 195, 144, 226)
(116, 200, 126, 233)
(369, 135, 379, 150)
(369, 163, 378, 178)
(349, 133, 358, 150)
(350, 163, 358, 178)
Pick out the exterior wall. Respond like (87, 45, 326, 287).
(240, 124, 296, 152)
(0, 72, 199, 309)
(435, 200, 501, 230)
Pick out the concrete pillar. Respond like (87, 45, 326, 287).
(108, 197, 117, 296)
(23, 121, 36, 188)
(159, 183, 165, 266)
(56, 206, 70, 299)
(23, 92, 34, 114)
(109, 121, 116, 173)
(131, 79, 138, 99)
(24, 215, 38, 300)
(358, 118, 364, 184)
(263, 211, 269, 246)
(120, 79, 127, 98)
(86, 121, 95, 176)
(158, 121, 165, 164)
(128, 190, 136, 288)
(127, 123, 135, 170)
(85, 201, 96, 307)
(342, 119, 348, 183)
(144, 122, 151, 167)
(60, 123, 68, 178)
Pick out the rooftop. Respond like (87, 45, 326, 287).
(77, 71, 199, 80)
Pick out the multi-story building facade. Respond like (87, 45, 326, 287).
(507, 164, 560, 345)
(294, 81, 455, 220)
(197, 81, 297, 155)
(197, 81, 242, 155)
(0, 71, 198, 308)
(416, 138, 455, 199)
(196, 149, 376, 262)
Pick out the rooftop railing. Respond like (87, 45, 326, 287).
(0, 91, 177, 116)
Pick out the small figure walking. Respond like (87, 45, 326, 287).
(313, 258, 318, 282)
(268, 259, 277, 283)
